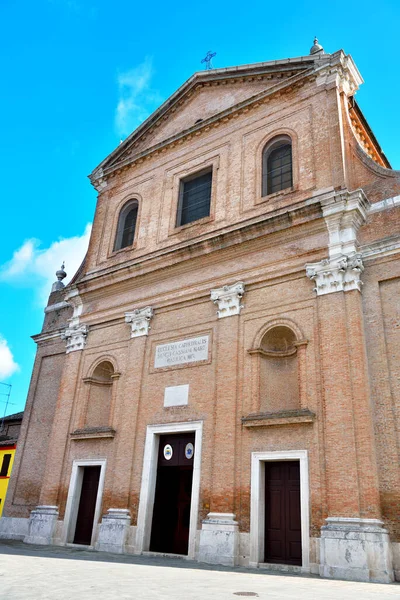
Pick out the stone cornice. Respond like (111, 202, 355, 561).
(91, 68, 316, 189)
(90, 51, 361, 191)
(74, 197, 324, 296)
(32, 329, 66, 345)
(242, 409, 315, 428)
(361, 234, 400, 261)
(91, 55, 338, 189)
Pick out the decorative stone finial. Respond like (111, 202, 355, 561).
(51, 263, 67, 292)
(310, 37, 324, 55)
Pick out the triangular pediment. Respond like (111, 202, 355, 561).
(90, 52, 346, 184)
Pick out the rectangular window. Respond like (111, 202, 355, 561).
(177, 169, 212, 227)
(0, 454, 11, 477)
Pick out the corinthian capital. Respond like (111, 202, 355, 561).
(210, 282, 245, 318)
(125, 306, 154, 338)
(61, 324, 88, 353)
(306, 253, 364, 296)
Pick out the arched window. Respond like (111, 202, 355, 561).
(262, 136, 293, 196)
(114, 200, 138, 251)
(85, 361, 114, 427)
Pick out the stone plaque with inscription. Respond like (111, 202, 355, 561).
(155, 336, 209, 368)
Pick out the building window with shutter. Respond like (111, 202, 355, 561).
(176, 168, 212, 227)
(0, 454, 11, 477)
(262, 136, 293, 197)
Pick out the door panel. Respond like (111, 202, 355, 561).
(150, 433, 195, 555)
(265, 461, 301, 565)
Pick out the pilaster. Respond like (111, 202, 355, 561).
(107, 332, 148, 511)
(198, 283, 243, 566)
(39, 346, 84, 508)
(305, 189, 388, 581)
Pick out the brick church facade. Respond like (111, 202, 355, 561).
(1, 41, 399, 583)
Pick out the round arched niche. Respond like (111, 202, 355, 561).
(91, 361, 114, 382)
(85, 360, 115, 428)
(261, 325, 297, 354)
(259, 325, 300, 413)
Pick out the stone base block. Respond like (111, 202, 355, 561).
(320, 517, 394, 583)
(95, 509, 131, 554)
(0, 517, 29, 540)
(198, 512, 239, 566)
(24, 506, 59, 545)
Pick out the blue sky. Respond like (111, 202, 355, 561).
(1, 0, 399, 416)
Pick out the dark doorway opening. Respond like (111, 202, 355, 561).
(264, 460, 302, 565)
(150, 433, 195, 555)
(73, 466, 101, 545)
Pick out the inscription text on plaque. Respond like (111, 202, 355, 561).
(155, 336, 209, 368)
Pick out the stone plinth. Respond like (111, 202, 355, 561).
(24, 505, 59, 545)
(0, 517, 29, 541)
(96, 509, 131, 554)
(198, 512, 239, 566)
(320, 517, 394, 583)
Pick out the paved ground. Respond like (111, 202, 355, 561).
(0, 540, 398, 599)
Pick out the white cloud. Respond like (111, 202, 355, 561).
(0, 224, 92, 305)
(115, 57, 161, 138)
(0, 336, 19, 380)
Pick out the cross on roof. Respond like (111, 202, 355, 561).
(201, 51, 216, 70)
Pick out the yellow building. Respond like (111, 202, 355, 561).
(0, 412, 23, 517)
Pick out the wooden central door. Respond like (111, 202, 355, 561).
(150, 433, 195, 555)
(73, 466, 101, 545)
(264, 461, 302, 565)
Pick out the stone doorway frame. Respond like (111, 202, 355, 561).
(249, 449, 310, 571)
(135, 421, 203, 559)
(62, 458, 107, 547)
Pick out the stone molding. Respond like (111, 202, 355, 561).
(320, 517, 394, 583)
(124, 306, 154, 338)
(361, 235, 400, 261)
(320, 189, 369, 259)
(369, 194, 400, 214)
(70, 426, 116, 440)
(61, 324, 88, 353)
(306, 253, 364, 296)
(44, 301, 70, 314)
(242, 409, 315, 428)
(210, 282, 245, 318)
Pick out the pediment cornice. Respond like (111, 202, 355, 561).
(89, 50, 360, 191)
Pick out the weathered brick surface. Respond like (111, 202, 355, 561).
(5, 52, 400, 563)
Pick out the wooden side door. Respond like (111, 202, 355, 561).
(73, 466, 101, 545)
(264, 461, 301, 565)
